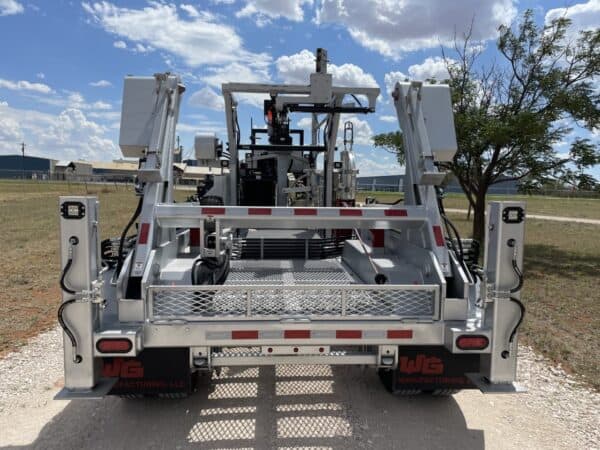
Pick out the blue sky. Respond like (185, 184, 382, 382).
(0, 0, 598, 176)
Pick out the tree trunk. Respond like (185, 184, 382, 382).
(472, 190, 487, 243)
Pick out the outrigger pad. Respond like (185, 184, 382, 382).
(102, 348, 191, 396)
(381, 347, 480, 392)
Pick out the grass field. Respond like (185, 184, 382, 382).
(1, 182, 598, 389)
(357, 191, 600, 220)
(0, 181, 137, 357)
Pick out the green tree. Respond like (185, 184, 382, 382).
(373, 131, 405, 165)
(375, 10, 600, 242)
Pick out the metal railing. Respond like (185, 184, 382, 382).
(147, 284, 440, 322)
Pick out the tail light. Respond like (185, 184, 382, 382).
(456, 335, 489, 350)
(96, 338, 133, 353)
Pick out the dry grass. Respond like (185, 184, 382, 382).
(1, 181, 598, 389)
(0, 181, 137, 356)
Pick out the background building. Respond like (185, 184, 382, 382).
(357, 174, 520, 195)
(0, 154, 56, 179)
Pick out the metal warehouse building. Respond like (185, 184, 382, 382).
(0, 154, 56, 179)
(357, 174, 520, 195)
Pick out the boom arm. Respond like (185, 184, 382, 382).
(392, 81, 458, 275)
(118, 74, 185, 285)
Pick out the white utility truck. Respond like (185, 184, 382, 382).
(56, 49, 526, 399)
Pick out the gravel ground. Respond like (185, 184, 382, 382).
(0, 327, 598, 449)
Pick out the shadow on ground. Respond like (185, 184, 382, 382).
(524, 243, 600, 279)
(3, 366, 484, 450)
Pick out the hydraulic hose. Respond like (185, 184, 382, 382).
(115, 195, 144, 276)
(507, 241, 526, 344)
(58, 238, 83, 364)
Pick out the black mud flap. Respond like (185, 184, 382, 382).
(380, 347, 480, 393)
(101, 348, 191, 397)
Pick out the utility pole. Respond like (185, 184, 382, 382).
(175, 135, 183, 163)
(21, 142, 26, 180)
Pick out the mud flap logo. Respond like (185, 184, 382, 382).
(102, 358, 144, 378)
(399, 354, 444, 375)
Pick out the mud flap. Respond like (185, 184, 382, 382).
(102, 348, 191, 396)
(380, 347, 480, 393)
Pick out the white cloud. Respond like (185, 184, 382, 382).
(25, 90, 113, 112)
(276, 49, 379, 88)
(407, 56, 452, 81)
(355, 151, 403, 176)
(316, 0, 517, 59)
(0, 0, 24, 16)
(202, 62, 270, 87)
(65, 92, 112, 110)
(113, 40, 126, 49)
(384, 71, 408, 95)
(82, 1, 270, 67)
(384, 57, 457, 96)
(0, 113, 22, 143)
(180, 4, 200, 18)
(545, 0, 600, 35)
(379, 115, 397, 123)
(236, 0, 313, 24)
(189, 86, 225, 111)
(89, 79, 112, 87)
(296, 114, 374, 146)
(337, 115, 373, 146)
(0, 102, 118, 161)
(200, 62, 272, 108)
(133, 43, 153, 53)
(0, 78, 53, 94)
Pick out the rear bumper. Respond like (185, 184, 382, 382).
(93, 320, 492, 359)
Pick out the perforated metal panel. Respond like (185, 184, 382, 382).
(149, 284, 438, 321)
(226, 259, 356, 286)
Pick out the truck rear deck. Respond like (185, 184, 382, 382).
(54, 49, 527, 400)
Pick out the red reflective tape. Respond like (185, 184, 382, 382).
(138, 223, 150, 244)
(248, 208, 272, 215)
(294, 208, 318, 216)
(387, 330, 413, 339)
(384, 209, 408, 217)
(432, 225, 445, 247)
(339, 209, 362, 216)
(284, 330, 311, 339)
(202, 207, 225, 215)
(336, 330, 362, 339)
(232, 330, 258, 340)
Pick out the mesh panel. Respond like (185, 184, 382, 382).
(226, 259, 357, 286)
(151, 286, 436, 320)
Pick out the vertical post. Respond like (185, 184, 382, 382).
(224, 91, 238, 206)
(21, 142, 25, 180)
(481, 201, 526, 384)
(59, 196, 100, 391)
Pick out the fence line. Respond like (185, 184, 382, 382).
(2, 170, 598, 199)
(356, 182, 600, 198)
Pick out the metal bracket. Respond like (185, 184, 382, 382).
(73, 279, 105, 306)
(466, 373, 527, 393)
(54, 377, 118, 400)
(378, 345, 398, 368)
